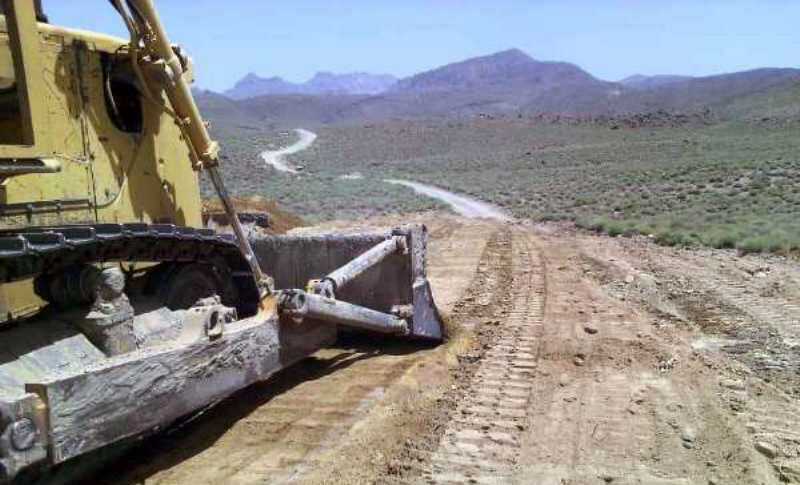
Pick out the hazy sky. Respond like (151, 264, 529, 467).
(45, 1, 799, 92)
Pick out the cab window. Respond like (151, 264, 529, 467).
(0, 36, 25, 145)
(103, 56, 144, 134)
(0, 0, 38, 146)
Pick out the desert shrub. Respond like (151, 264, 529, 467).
(703, 231, 738, 249)
(605, 221, 626, 237)
(735, 228, 799, 253)
(655, 231, 693, 247)
(737, 236, 773, 254)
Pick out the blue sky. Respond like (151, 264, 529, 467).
(46, 1, 799, 92)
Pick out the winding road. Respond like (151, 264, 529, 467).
(260, 128, 317, 174)
(261, 128, 511, 221)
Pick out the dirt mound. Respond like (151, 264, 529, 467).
(202, 197, 305, 234)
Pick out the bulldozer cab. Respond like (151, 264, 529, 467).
(0, 0, 202, 225)
(0, 0, 204, 321)
(0, 0, 98, 206)
(0, 0, 144, 169)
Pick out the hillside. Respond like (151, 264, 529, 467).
(713, 80, 800, 120)
(193, 89, 254, 129)
(619, 74, 693, 89)
(230, 93, 369, 125)
(623, 68, 800, 114)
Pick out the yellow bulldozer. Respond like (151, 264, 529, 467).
(0, 1, 442, 482)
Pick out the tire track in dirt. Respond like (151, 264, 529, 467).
(390, 228, 543, 484)
(573, 234, 800, 483)
(610, 244, 800, 392)
(516, 233, 693, 484)
(626, 249, 800, 482)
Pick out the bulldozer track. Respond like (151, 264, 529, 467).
(0, 223, 258, 311)
(412, 228, 545, 484)
(699, 270, 800, 392)
(624, 246, 800, 396)
(0, 223, 251, 283)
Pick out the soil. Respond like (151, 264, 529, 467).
(90, 212, 800, 485)
(202, 197, 305, 235)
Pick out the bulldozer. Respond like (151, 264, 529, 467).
(0, 1, 443, 482)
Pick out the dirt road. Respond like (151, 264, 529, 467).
(94, 214, 800, 485)
(384, 179, 512, 221)
(261, 129, 317, 174)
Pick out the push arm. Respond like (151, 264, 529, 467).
(111, 0, 273, 301)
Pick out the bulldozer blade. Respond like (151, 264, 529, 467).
(251, 223, 443, 341)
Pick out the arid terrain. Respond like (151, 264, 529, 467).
(3, 5, 799, 484)
(86, 47, 800, 484)
(89, 209, 800, 484)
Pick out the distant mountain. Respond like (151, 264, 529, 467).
(361, 48, 623, 117)
(224, 73, 303, 99)
(393, 48, 601, 94)
(224, 72, 397, 99)
(620, 74, 694, 90)
(306, 72, 397, 95)
(202, 49, 800, 125)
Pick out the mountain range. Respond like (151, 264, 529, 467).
(224, 72, 397, 99)
(200, 48, 800, 125)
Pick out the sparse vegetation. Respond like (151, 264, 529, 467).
(208, 116, 800, 253)
(202, 124, 447, 222)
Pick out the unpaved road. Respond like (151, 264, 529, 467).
(94, 214, 800, 485)
(385, 179, 512, 221)
(264, 128, 511, 222)
(260, 129, 317, 174)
